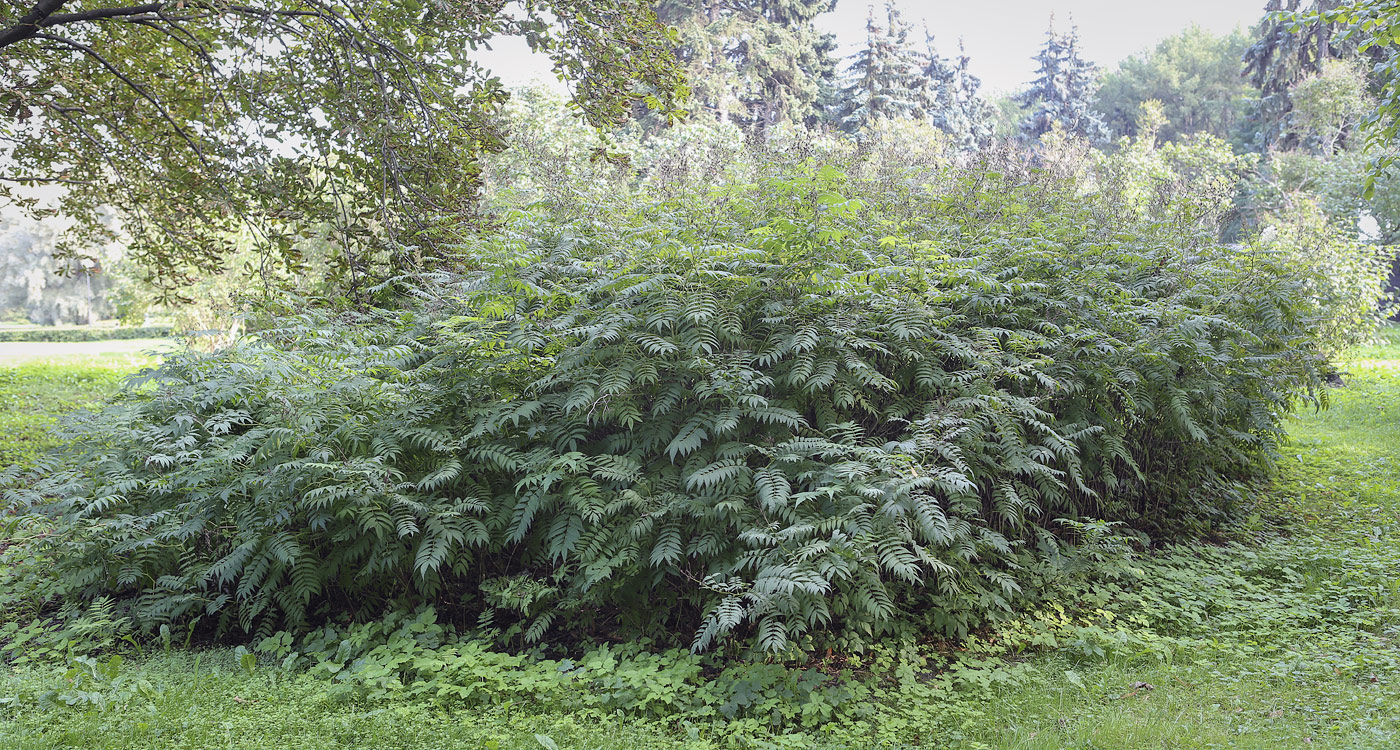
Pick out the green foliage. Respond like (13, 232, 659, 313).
(1245, 0, 1385, 151)
(265, 607, 877, 735)
(832, 4, 991, 146)
(1095, 25, 1256, 143)
(1312, 1, 1400, 190)
(834, 2, 926, 132)
(1239, 55, 1400, 249)
(1096, 100, 1257, 221)
(919, 37, 994, 149)
(0, 0, 685, 294)
(2, 328, 1398, 748)
(1289, 58, 1376, 152)
(656, 0, 837, 131)
(1018, 18, 1109, 142)
(4, 151, 1387, 656)
(0, 326, 172, 343)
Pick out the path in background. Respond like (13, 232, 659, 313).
(0, 339, 175, 367)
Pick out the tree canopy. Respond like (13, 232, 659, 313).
(1300, 0, 1400, 186)
(0, 0, 685, 296)
(1095, 25, 1254, 143)
(834, 2, 923, 132)
(656, 0, 836, 131)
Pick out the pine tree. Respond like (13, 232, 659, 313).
(835, 2, 926, 133)
(658, 0, 838, 130)
(1017, 17, 1109, 142)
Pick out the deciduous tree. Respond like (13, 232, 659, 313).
(0, 0, 685, 296)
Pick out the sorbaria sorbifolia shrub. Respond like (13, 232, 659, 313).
(6, 155, 1389, 654)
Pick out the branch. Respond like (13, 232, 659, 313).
(44, 3, 164, 27)
(0, 175, 97, 184)
(0, 0, 68, 50)
(32, 31, 211, 168)
(1, 3, 187, 51)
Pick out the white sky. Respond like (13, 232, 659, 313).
(480, 0, 1270, 96)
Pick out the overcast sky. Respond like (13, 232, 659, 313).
(481, 0, 1269, 96)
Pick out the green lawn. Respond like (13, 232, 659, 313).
(1, 327, 1398, 749)
(0, 339, 170, 465)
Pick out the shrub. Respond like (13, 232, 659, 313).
(5, 158, 1385, 655)
(0, 326, 173, 343)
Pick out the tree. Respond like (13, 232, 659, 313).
(1095, 25, 1255, 143)
(916, 30, 991, 148)
(1272, 0, 1400, 308)
(1299, 1, 1400, 178)
(655, 0, 836, 131)
(0, 1, 685, 296)
(0, 210, 120, 324)
(1241, 0, 1385, 149)
(945, 39, 993, 147)
(834, 1, 923, 133)
(1017, 16, 1108, 142)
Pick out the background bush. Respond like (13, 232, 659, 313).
(5, 136, 1390, 655)
(0, 326, 173, 343)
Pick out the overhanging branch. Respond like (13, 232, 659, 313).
(43, 3, 164, 27)
(0, 0, 69, 50)
(32, 31, 211, 167)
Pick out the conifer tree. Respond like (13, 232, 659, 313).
(835, 2, 925, 133)
(917, 28, 960, 131)
(1017, 17, 1109, 142)
(920, 34, 993, 148)
(952, 42, 996, 146)
(657, 0, 837, 130)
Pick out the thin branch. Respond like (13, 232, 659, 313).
(0, 175, 98, 184)
(32, 31, 211, 169)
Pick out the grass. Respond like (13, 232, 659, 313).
(1, 326, 1398, 749)
(0, 339, 169, 465)
(960, 324, 1400, 748)
(0, 655, 700, 750)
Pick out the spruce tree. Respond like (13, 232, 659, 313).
(953, 42, 996, 147)
(657, 0, 837, 130)
(1018, 18, 1068, 139)
(920, 33, 993, 149)
(835, 2, 925, 133)
(1017, 17, 1109, 142)
(917, 28, 960, 132)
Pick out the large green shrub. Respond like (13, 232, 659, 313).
(6, 158, 1386, 654)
